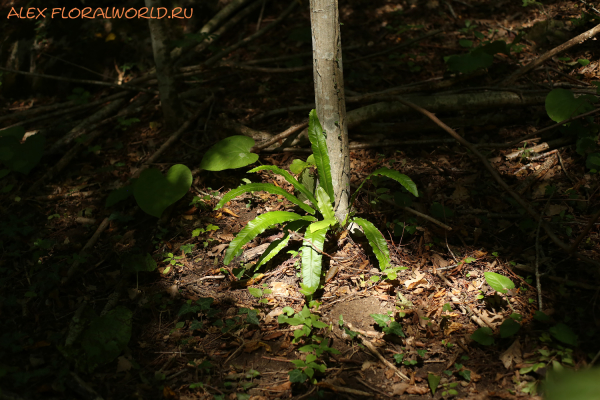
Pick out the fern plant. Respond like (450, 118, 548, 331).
(213, 110, 418, 296)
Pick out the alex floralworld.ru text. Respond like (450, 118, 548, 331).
(6, 7, 193, 20)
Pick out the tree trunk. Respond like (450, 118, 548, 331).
(145, 0, 183, 130)
(309, 0, 350, 223)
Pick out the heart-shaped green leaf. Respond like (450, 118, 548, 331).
(0, 127, 45, 175)
(199, 135, 258, 171)
(133, 164, 192, 218)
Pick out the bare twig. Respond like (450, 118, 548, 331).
(357, 334, 409, 380)
(0, 66, 158, 94)
(503, 23, 600, 85)
(352, 184, 452, 231)
(569, 208, 600, 254)
(479, 108, 600, 150)
(389, 97, 594, 266)
(204, 2, 299, 67)
(132, 94, 214, 178)
(536, 193, 553, 311)
(252, 122, 308, 151)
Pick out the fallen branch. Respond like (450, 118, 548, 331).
(204, 1, 299, 68)
(27, 96, 140, 194)
(49, 94, 140, 153)
(356, 333, 409, 381)
(252, 121, 308, 151)
(569, 208, 600, 254)
(391, 97, 599, 271)
(132, 94, 215, 179)
(0, 91, 129, 130)
(0, 66, 158, 94)
(502, 23, 600, 85)
(353, 184, 452, 231)
(482, 107, 600, 149)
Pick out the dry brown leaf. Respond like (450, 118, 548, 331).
(116, 356, 132, 373)
(406, 385, 429, 395)
(222, 207, 239, 217)
(267, 381, 292, 392)
(444, 321, 463, 336)
(392, 383, 410, 395)
(270, 282, 290, 296)
(404, 271, 428, 289)
(500, 339, 522, 369)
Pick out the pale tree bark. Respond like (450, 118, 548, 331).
(145, 0, 184, 130)
(309, 0, 350, 223)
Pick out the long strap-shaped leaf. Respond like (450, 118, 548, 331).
(254, 234, 291, 270)
(349, 167, 418, 211)
(249, 165, 319, 210)
(300, 224, 328, 295)
(315, 187, 335, 220)
(214, 182, 315, 214)
(351, 217, 390, 270)
(223, 212, 315, 265)
(308, 110, 334, 202)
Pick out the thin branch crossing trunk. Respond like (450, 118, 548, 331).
(310, 0, 350, 222)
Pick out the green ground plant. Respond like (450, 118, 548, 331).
(207, 110, 418, 296)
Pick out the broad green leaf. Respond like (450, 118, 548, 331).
(290, 159, 309, 174)
(307, 110, 334, 202)
(586, 152, 600, 170)
(199, 135, 258, 171)
(248, 165, 318, 209)
(248, 287, 262, 298)
(371, 313, 391, 328)
(298, 168, 317, 203)
(350, 217, 390, 270)
(545, 89, 595, 123)
(80, 306, 132, 372)
(315, 187, 335, 220)
(470, 327, 494, 346)
(544, 367, 600, 400)
(0, 129, 45, 175)
(500, 318, 521, 338)
(133, 164, 192, 218)
(484, 272, 515, 294)
(289, 369, 307, 383)
(122, 252, 156, 273)
(309, 218, 336, 233)
(549, 323, 578, 347)
(224, 212, 314, 265)
(106, 183, 135, 207)
(254, 234, 291, 269)
(214, 182, 315, 214)
(428, 374, 441, 395)
(350, 167, 418, 210)
(300, 225, 328, 295)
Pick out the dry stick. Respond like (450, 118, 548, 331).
(0, 91, 130, 130)
(63, 218, 110, 283)
(536, 194, 553, 312)
(569, 208, 600, 254)
(346, 28, 444, 63)
(353, 184, 452, 231)
(203, 1, 298, 68)
(252, 121, 308, 151)
(357, 335, 409, 380)
(219, 63, 312, 73)
(48, 94, 144, 153)
(173, 0, 258, 64)
(391, 98, 582, 259)
(0, 66, 158, 94)
(0, 93, 117, 124)
(502, 23, 600, 85)
(480, 107, 600, 149)
(131, 94, 214, 179)
(27, 97, 132, 194)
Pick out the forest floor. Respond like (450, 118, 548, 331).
(1, 1, 599, 400)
